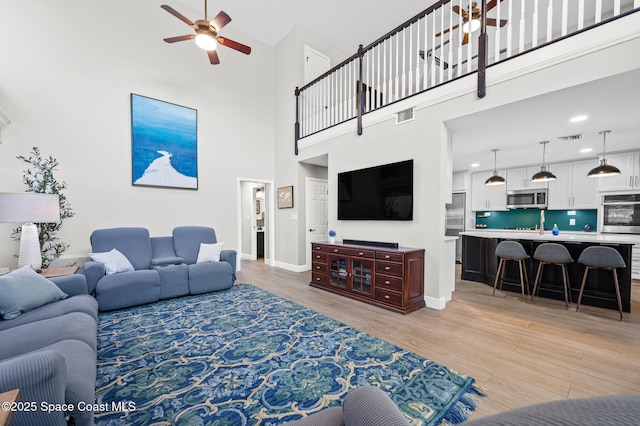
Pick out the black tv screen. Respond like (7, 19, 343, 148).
(338, 160, 413, 221)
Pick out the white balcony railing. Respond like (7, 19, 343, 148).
(294, 0, 639, 150)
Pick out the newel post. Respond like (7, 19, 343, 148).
(477, 0, 488, 98)
(357, 44, 365, 136)
(294, 86, 300, 155)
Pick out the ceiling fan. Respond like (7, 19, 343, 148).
(437, 0, 508, 45)
(160, 0, 251, 65)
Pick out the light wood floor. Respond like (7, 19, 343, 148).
(237, 261, 640, 420)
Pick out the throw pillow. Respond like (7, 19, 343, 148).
(0, 266, 68, 320)
(90, 248, 135, 274)
(196, 242, 224, 263)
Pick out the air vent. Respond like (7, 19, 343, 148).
(556, 133, 583, 141)
(396, 108, 414, 124)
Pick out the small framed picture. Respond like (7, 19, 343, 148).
(278, 186, 294, 209)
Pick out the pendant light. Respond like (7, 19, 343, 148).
(587, 130, 621, 178)
(485, 149, 506, 186)
(531, 141, 557, 182)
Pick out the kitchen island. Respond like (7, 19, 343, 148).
(461, 230, 635, 312)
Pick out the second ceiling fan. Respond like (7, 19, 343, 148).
(437, 0, 508, 45)
(161, 0, 251, 65)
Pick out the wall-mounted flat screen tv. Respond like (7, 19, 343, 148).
(338, 159, 413, 221)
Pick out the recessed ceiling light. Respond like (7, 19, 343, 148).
(470, 163, 479, 168)
(570, 115, 588, 123)
(580, 147, 593, 153)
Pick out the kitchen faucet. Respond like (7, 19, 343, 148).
(539, 209, 545, 234)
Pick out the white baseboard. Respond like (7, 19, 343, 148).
(424, 296, 447, 310)
(272, 261, 308, 273)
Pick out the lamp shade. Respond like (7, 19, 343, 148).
(587, 160, 622, 178)
(531, 166, 557, 182)
(0, 193, 60, 224)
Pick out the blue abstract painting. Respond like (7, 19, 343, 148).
(131, 94, 198, 189)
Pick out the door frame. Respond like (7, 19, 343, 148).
(236, 178, 276, 269)
(305, 177, 329, 270)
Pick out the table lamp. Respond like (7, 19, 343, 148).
(0, 193, 61, 271)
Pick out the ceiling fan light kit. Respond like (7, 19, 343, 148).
(531, 141, 557, 182)
(161, 0, 251, 65)
(587, 130, 621, 178)
(485, 148, 506, 186)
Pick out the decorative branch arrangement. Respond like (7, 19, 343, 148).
(12, 147, 75, 268)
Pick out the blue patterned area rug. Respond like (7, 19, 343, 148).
(95, 284, 483, 425)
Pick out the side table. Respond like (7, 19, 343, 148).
(39, 266, 78, 278)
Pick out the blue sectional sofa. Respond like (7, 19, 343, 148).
(80, 226, 237, 311)
(0, 273, 98, 426)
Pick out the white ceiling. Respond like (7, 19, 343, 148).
(447, 68, 640, 172)
(176, 0, 430, 55)
(169, 1, 639, 172)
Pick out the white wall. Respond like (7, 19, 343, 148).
(272, 27, 348, 269)
(0, 0, 275, 268)
(285, 12, 640, 307)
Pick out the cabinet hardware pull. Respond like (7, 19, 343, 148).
(359, 252, 364, 256)
(385, 255, 390, 259)
(316, 277, 321, 281)
(316, 255, 320, 259)
(385, 266, 391, 270)
(334, 249, 339, 252)
(384, 295, 390, 299)
(384, 281, 390, 285)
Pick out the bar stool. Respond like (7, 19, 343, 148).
(531, 243, 573, 308)
(493, 240, 530, 301)
(577, 246, 625, 321)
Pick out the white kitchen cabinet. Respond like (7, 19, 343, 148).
(632, 238, 640, 280)
(597, 151, 640, 192)
(452, 171, 467, 193)
(471, 171, 507, 211)
(506, 166, 549, 191)
(547, 159, 600, 210)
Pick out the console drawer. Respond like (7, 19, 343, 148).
(326, 246, 358, 256)
(313, 252, 328, 262)
(376, 261, 403, 277)
(375, 288, 402, 306)
(312, 244, 328, 252)
(312, 262, 328, 274)
(311, 272, 329, 285)
(376, 252, 404, 263)
(375, 274, 403, 292)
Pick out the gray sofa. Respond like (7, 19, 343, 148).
(80, 226, 237, 311)
(286, 386, 640, 426)
(0, 273, 98, 426)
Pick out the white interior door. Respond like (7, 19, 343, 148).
(304, 46, 330, 83)
(305, 177, 329, 269)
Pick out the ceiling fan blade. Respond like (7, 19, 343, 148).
(161, 5, 196, 28)
(211, 10, 232, 32)
(486, 0, 505, 12)
(217, 37, 251, 55)
(208, 49, 220, 65)
(164, 34, 195, 43)
(462, 33, 469, 45)
(486, 18, 508, 27)
(452, 5, 462, 16)
(435, 24, 461, 37)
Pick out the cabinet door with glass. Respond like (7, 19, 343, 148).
(350, 257, 374, 296)
(328, 254, 350, 290)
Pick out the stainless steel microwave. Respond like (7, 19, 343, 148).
(506, 189, 547, 209)
(602, 193, 640, 234)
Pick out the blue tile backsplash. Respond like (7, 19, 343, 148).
(475, 209, 597, 232)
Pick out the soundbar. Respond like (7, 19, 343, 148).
(342, 239, 399, 249)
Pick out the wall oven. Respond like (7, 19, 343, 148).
(506, 189, 547, 209)
(602, 194, 640, 234)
